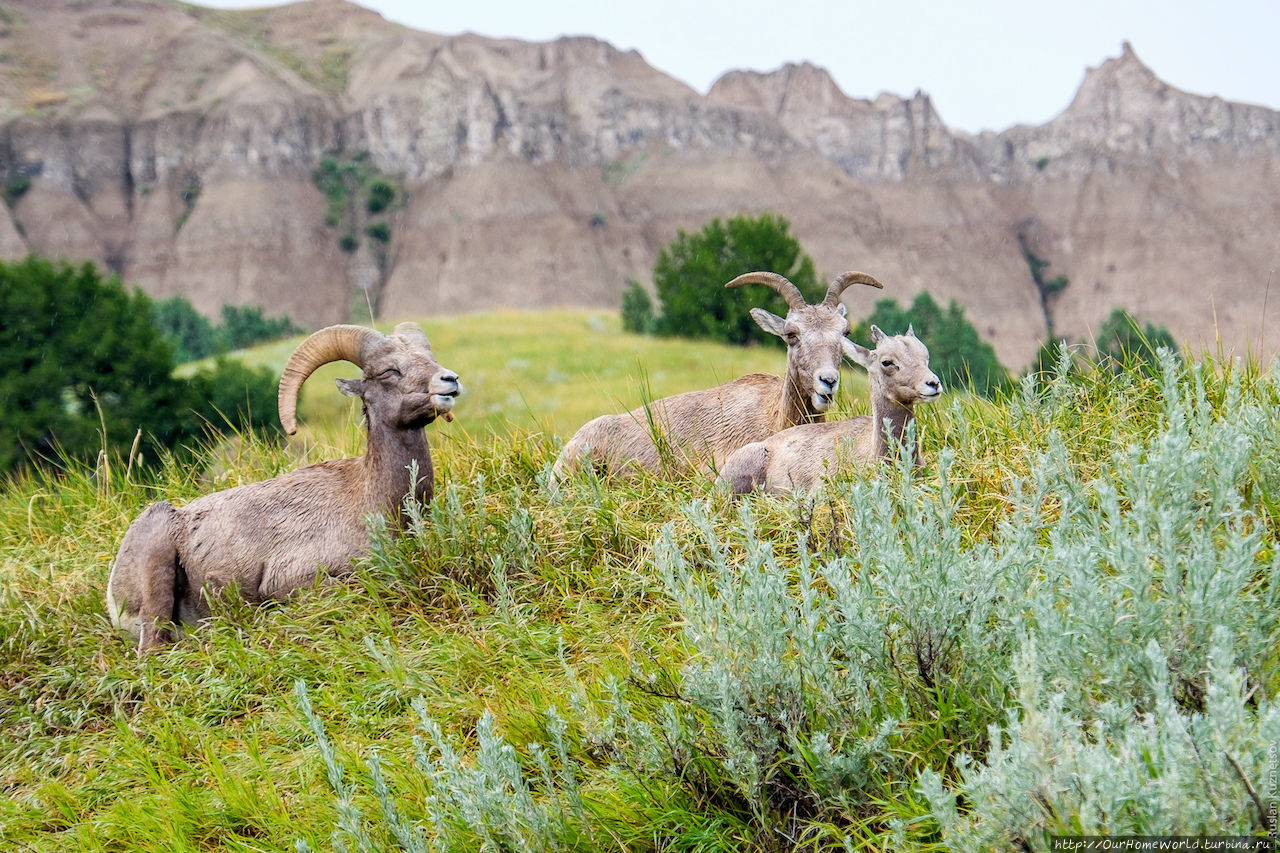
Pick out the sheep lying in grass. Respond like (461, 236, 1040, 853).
(717, 325, 940, 494)
(106, 322, 460, 653)
(549, 270, 884, 485)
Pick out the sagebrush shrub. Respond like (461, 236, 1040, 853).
(299, 351, 1279, 851)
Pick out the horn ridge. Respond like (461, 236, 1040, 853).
(724, 271, 807, 311)
(278, 324, 384, 435)
(822, 271, 885, 308)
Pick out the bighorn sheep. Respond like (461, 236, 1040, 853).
(106, 322, 460, 653)
(549, 271, 884, 485)
(717, 325, 941, 494)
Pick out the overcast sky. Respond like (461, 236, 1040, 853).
(200, 0, 1278, 134)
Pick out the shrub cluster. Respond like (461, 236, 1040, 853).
(314, 151, 400, 255)
(0, 257, 283, 475)
(300, 351, 1280, 850)
(153, 295, 301, 362)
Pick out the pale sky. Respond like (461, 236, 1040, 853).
(200, 0, 1278, 134)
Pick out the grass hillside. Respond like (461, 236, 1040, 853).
(1, 313, 1278, 851)
(229, 309, 869, 445)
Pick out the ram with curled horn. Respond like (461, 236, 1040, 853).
(550, 270, 883, 485)
(107, 322, 460, 653)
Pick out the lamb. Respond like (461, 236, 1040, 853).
(549, 270, 884, 485)
(106, 322, 460, 653)
(717, 325, 941, 495)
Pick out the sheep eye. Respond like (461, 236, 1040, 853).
(880, 359, 896, 369)
(379, 368, 402, 380)
(785, 332, 800, 345)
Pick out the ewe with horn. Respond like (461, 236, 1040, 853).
(550, 270, 883, 485)
(107, 322, 460, 653)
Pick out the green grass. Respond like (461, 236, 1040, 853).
(2, 314, 1277, 851)
(226, 309, 869, 446)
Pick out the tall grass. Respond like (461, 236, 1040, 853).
(1, 318, 1277, 851)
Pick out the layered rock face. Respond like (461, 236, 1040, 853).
(1, 3, 1276, 368)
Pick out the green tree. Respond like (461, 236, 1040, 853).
(153, 295, 218, 362)
(0, 257, 189, 472)
(620, 278, 655, 334)
(649, 213, 822, 345)
(218, 304, 301, 352)
(1096, 308, 1179, 375)
(0, 257, 282, 474)
(852, 291, 1011, 397)
(185, 358, 282, 438)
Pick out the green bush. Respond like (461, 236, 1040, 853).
(619, 278, 655, 334)
(0, 257, 190, 473)
(1096, 307, 1179, 374)
(366, 180, 395, 214)
(364, 221, 391, 243)
(184, 357, 282, 439)
(648, 213, 823, 345)
(315, 152, 401, 228)
(152, 295, 218, 362)
(1026, 309, 1180, 381)
(4, 173, 30, 207)
(218, 304, 301, 352)
(0, 257, 283, 474)
(853, 291, 1011, 397)
(154, 296, 301, 362)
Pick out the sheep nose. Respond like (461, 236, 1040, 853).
(816, 370, 839, 393)
(925, 378, 942, 394)
(439, 371, 460, 390)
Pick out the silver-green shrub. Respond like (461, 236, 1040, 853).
(1018, 354, 1279, 715)
(920, 628, 1279, 848)
(298, 677, 595, 853)
(410, 702, 593, 851)
(300, 350, 1278, 850)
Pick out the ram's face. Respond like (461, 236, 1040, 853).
(350, 328, 461, 428)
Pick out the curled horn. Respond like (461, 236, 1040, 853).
(823, 271, 884, 308)
(278, 325, 384, 435)
(724, 271, 807, 312)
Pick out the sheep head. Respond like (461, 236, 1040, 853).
(843, 325, 942, 408)
(278, 322, 460, 435)
(726, 270, 884, 414)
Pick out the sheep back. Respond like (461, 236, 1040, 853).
(553, 373, 787, 481)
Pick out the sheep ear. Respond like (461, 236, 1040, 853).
(907, 323, 916, 338)
(336, 378, 365, 398)
(750, 308, 787, 339)
(836, 303, 848, 318)
(842, 338, 872, 368)
(870, 325, 887, 345)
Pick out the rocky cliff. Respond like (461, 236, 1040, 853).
(1, 1, 1276, 368)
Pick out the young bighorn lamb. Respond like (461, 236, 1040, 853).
(717, 325, 941, 495)
(549, 271, 884, 485)
(106, 322, 460, 653)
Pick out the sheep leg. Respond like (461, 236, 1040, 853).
(719, 445, 771, 496)
(110, 502, 183, 653)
